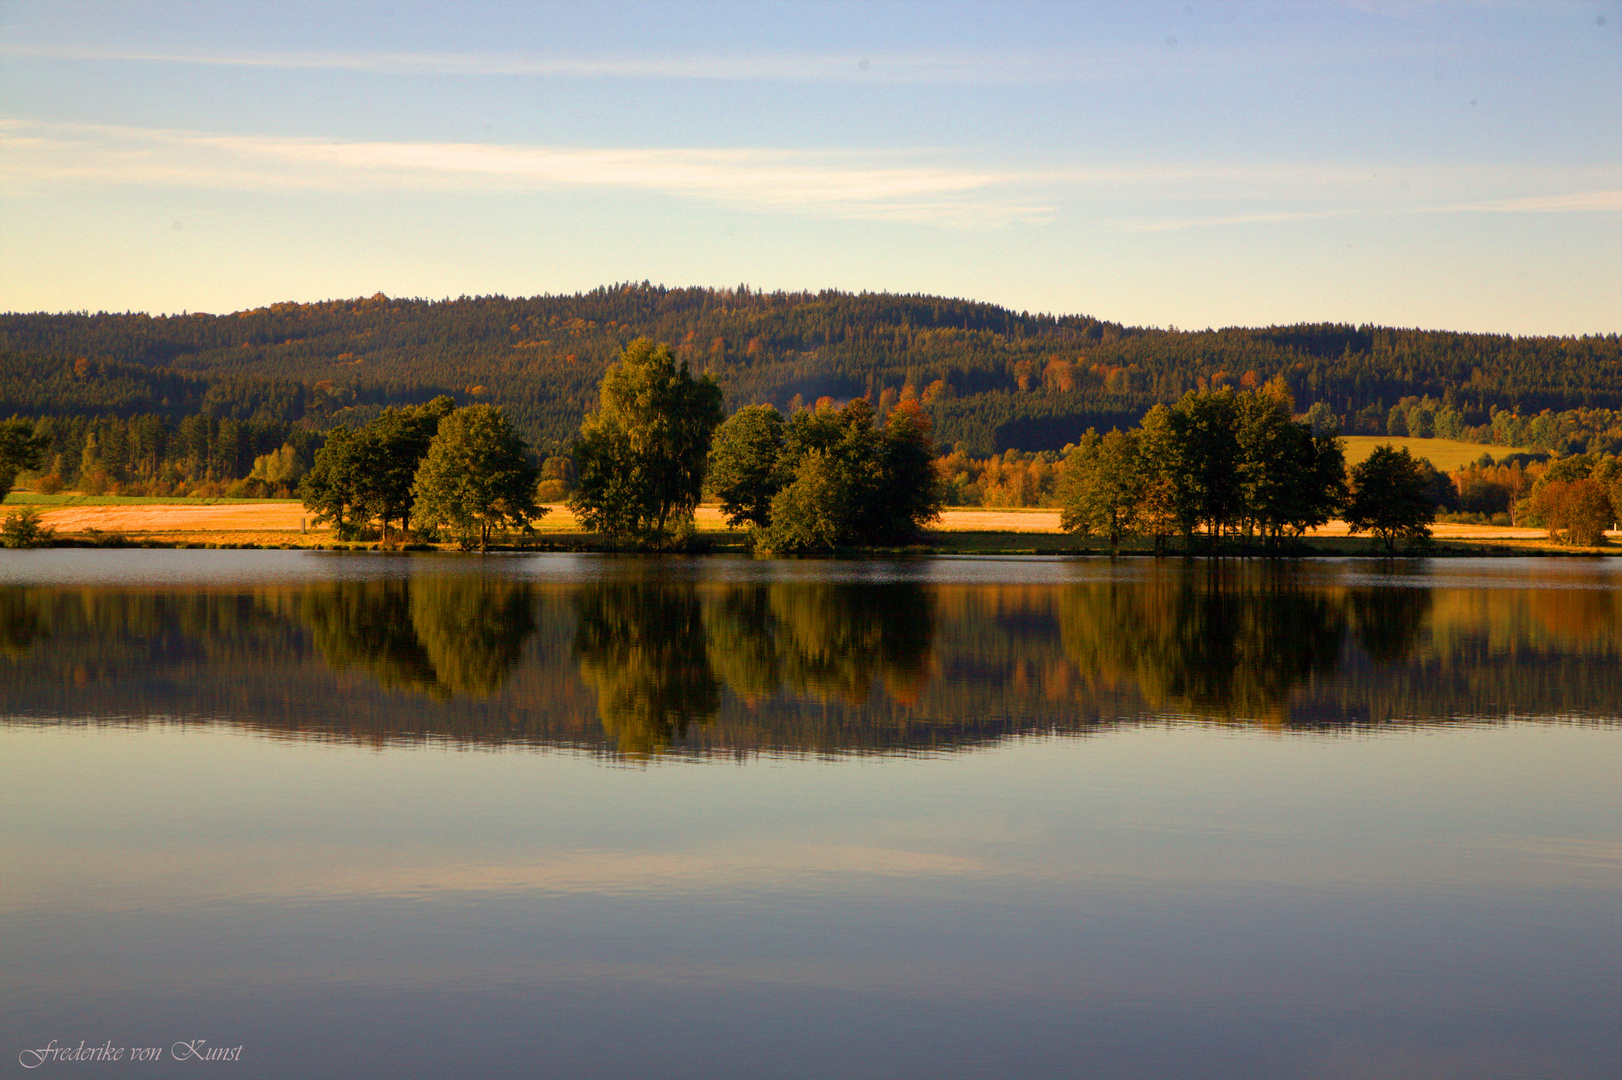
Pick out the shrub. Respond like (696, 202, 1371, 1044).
(1, 509, 55, 548)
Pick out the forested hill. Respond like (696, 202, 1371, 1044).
(3, 285, 1618, 454)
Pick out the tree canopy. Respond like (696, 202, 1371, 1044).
(300, 396, 455, 542)
(568, 338, 725, 542)
(1058, 383, 1345, 552)
(412, 404, 544, 551)
(709, 397, 942, 552)
(1346, 445, 1436, 553)
(707, 404, 787, 529)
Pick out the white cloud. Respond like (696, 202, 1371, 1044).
(2, 119, 1615, 231)
(0, 120, 1052, 225)
(0, 41, 1120, 84)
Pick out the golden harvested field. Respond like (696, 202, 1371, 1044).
(35, 502, 311, 535)
(22, 500, 1597, 547)
(1341, 435, 1521, 472)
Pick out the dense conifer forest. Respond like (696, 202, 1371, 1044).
(3, 284, 1618, 466)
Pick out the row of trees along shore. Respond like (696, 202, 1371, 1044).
(0, 397, 1597, 532)
(568, 339, 941, 551)
(4, 335, 1617, 552)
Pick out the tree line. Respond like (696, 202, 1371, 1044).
(5, 285, 1617, 456)
(1057, 379, 1353, 553)
(6, 332, 1613, 552)
(5, 411, 319, 497)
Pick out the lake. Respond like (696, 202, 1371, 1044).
(2, 551, 1618, 1079)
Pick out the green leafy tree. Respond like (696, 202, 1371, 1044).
(1134, 404, 1184, 550)
(708, 404, 786, 529)
(1234, 380, 1346, 547)
(300, 396, 454, 543)
(1059, 428, 1144, 554)
(359, 396, 456, 544)
(1346, 445, 1435, 553)
(0, 418, 49, 502)
(411, 405, 544, 551)
(763, 448, 856, 551)
(300, 426, 370, 540)
(1176, 388, 1243, 545)
(569, 338, 725, 543)
(757, 398, 941, 551)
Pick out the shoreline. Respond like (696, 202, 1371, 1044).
(5, 498, 1617, 557)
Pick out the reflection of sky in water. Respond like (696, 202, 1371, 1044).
(1, 553, 1619, 1078)
(7, 549, 1620, 589)
(4, 723, 1619, 1079)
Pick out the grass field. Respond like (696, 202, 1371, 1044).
(1340, 435, 1523, 472)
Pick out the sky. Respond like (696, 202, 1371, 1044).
(1, 0, 1618, 334)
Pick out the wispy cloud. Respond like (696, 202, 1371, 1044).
(1442, 191, 1622, 214)
(2, 119, 1614, 230)
(0, 119, 1051, 224)
(0, 41, 1111, 84)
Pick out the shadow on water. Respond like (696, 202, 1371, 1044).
(2, 559, 1618, 753)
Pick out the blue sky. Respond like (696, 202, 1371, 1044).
(1, 0, 1618, 333)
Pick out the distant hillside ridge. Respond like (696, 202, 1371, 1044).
(3, 284, 1618, 454)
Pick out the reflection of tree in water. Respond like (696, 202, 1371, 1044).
(739, 584, 935, 705)
(1348, 587, 1433, 664)
(303, 578, 536, 700)
(1525, 587, 1619, 644)
(574, 582, 937, 755)
(0, 587, 45, 658)
(1059, 569, 1346, 720)
(410, 577, 536, 696)
(573, 584, 720, 757)
(702, 587, 780, 703)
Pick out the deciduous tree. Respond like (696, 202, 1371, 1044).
(1058, 429, 1144, 555)
(707, 404, 786, 529)
(755, 398, 942, 551)
(569, 339, 724, 543)
(412, 405, 544, 551)
(1346, 445, 1434, 553)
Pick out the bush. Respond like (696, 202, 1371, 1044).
(1, 509, 55, 548)
(1531, 478, 1615, 546)
(35, 473, 64, 495)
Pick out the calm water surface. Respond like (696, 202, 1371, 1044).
(2, 551, 1618, 1079)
